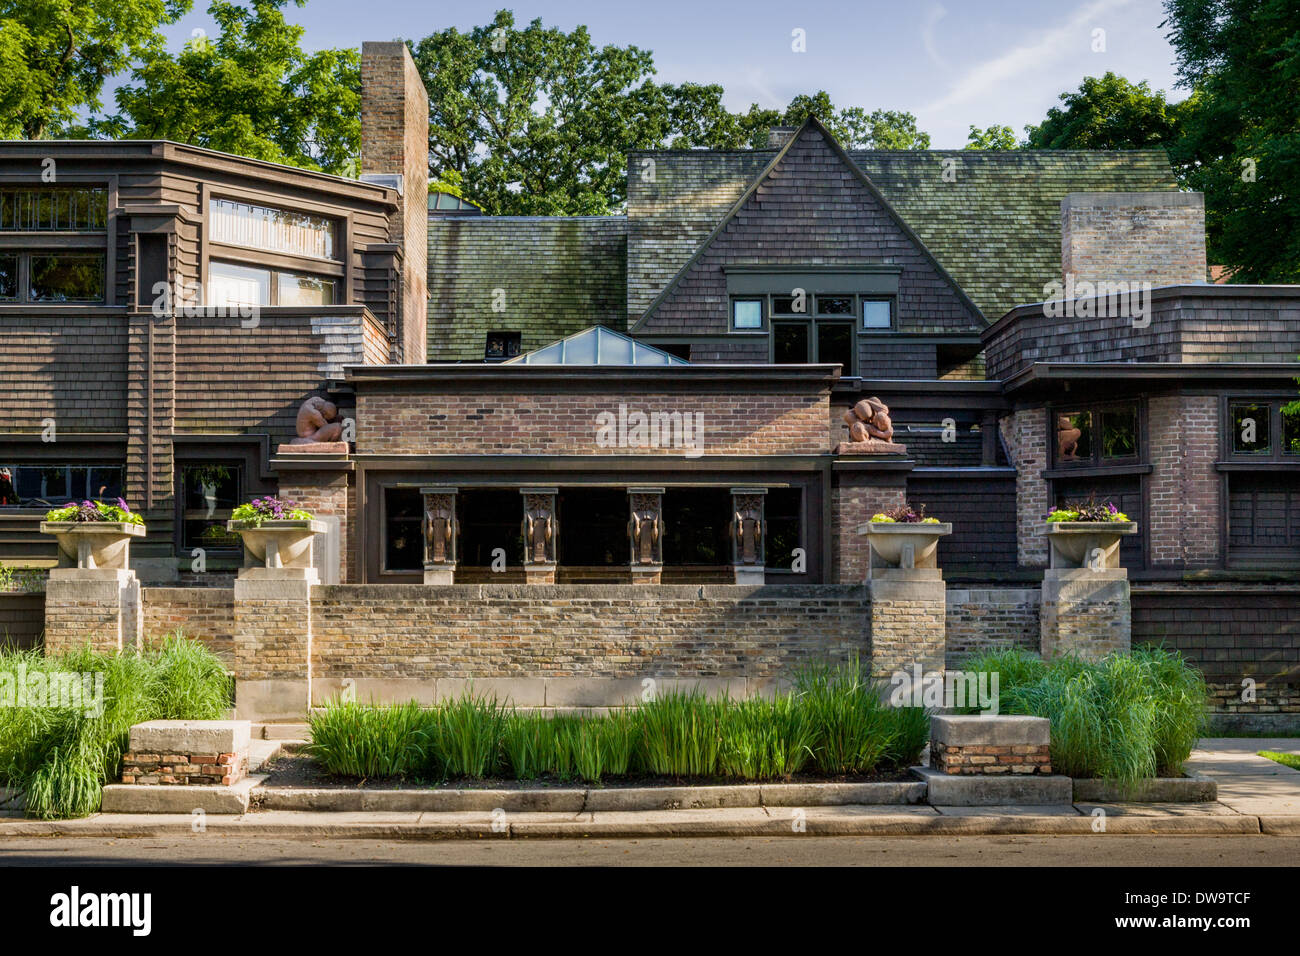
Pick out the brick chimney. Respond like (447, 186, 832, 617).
(1060, 192, 1206, 287)
(360, 41, 429, 364)
(767, 126, 797, 149)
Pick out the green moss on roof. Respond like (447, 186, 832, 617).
(426, 216, 627, 361)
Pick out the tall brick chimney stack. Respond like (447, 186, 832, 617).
(1060, 192, 1207, 287)
(360, 41, 429, 364)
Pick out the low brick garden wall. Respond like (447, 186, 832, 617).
(142, 587, 236, 665)
(945, 587, 1040, 666)
(121, 750, 247, 786)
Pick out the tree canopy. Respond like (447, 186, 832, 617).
(94, 0, 359, 174)
(0, 0, 191, 138)
(1023, 72, 1184, 150)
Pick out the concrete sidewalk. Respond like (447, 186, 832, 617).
(1, 738, 1296, 841)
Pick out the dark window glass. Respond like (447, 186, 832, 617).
(773, 322, 810, 363)
(1284, 405, 1300, 456)
(459, 489, 524, 566)
(384, 487, 424, 571)
(1055, 411, 1092, 464)
(657, 343, 691, 361)
(557, 488, 626, 566)
(771, 294, 808, 315)
(765, 488, 803, 571)
(1101, 406, 1138, 459)
(485, 331, 521, 361)
(209, 261, 270, 307)
(180, 464, 241, 551)
(0, 464, 124, 507)
(816, 322, 853, 372)
(816, 295, 854, 315)
(662, 489, 731, 565)
(0, 187, 106, 231)
(0, 254, 15, 299)
(29, 254, 104, 302)
(1231, 403, 1271, 455)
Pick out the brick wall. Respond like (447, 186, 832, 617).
(142, 587, 235, 665)
(999, 408, 1049, 568)
(357, 387, 831, 456)
(277, 471, 351, 583)
(1133, 587, 1300, 717)
(830, 479, 906, 584)
(361, 41, 428, 364)
(945, 588, 1040, 665)
(1061, 192, 1206, 287)
(311, 584, 870, 680)
(1147, 394, 1220, 568)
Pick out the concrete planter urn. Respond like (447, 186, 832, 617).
(865, 522, 952, 572)
(1045, 521, 1138, 570)
(227, 519, 326, 569)
(40, 521, 145, 570)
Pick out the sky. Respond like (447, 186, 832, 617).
(153, 0, 1188, 148)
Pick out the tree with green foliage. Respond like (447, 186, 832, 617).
(965, 124, 1019, 150)
(413, 11, 932, 215)
(1023, 72, 1184, 149)
(1163, 0, 1300, 282)
(0, 0, 191, 138)
(93, 0, 359, 174)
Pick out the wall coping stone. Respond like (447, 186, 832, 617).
(931, 715, 1050, 747)
(128, 720, 250, 755)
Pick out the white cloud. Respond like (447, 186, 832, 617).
(921, 4, 949, 70)
(922, 0, 1135, 115)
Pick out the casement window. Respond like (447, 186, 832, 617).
(861, 298, 892, 330)
(763, 487, 804, 573)
(0, 187, 108, 303)
(177, 463, 242, 552)
(730, 298, 764, 330)
(209, 198, 337, 261)
(382, 487, 424, 572)
(207, 260, 336, 308)
(1051, 402, 1140, 468)
(1228, 400, 1300, 459)
(728, 292, 897, 374)
(485, 331, 522, 361)
(0, 464, 124, 507)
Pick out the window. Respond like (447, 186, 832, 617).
(178, 464, 241, 551)
(1101, 406, 1138, 459)
(0, 187, 106, 231)
(485, 331, 522, 361)
(29, 254, 105, 302)
(764, 488, 804, 571)
(773, 321, 810, 363)
(557, 489, 626, 567)
(0, 465, 123, 507)
(1226, 399, 1300, 461)
(1054, 410, 1093, 464)
(862, 298, 892, 330)
(1231, 402, 1272, 455)
(662, 489, 731, 565)
(383, 488, 424, 571)
(731, 299, 764, 330)
(459, 490, 524, 565)
(1052, 402, 1140, 467)
(816, 322, 853, 371)
(209, 198, 337, 260)
(0, 254, 15, 300)
(815, 295, 855, 316)
(208, 260, 335, 307)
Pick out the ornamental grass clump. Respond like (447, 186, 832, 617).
(717, 694, 816, 779)
(793, 660, 895, 775)
(636, 691, 723, 777)
(230, 496, 314, 526)
(426, 694, 505, 778)
(44, 498, 143, 525)
(0, 636, 232, 819)
(960, 646, 1207, 787)
(307, 700, 430, 778)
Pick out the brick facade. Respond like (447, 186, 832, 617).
(143, 587, 236, 665)
(1147, 394, 1221, 568)
(999, 408, 1049, 568)
(356, 386, 831, 456)
(361, 41, 428, 364)
(1061, 192, 1206, 287)
(121, 750, 246, 786)
(829, 478, 906, 584)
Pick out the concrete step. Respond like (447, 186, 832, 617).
(247, 739, 282, 774)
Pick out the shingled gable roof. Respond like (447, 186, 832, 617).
(631, 116, 984, 333)
(624, 143, 1180, 324)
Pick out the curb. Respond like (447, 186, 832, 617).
(253, 781, 926, 813)
(0, 810, 1268, 840)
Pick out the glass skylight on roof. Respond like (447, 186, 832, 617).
(503, 326, 689, 366)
